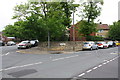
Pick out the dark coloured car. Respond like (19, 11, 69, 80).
(0, 41, 5, 46)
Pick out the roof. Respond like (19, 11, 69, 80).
(97, 24, 109, 30)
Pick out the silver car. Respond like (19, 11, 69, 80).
(7, 41, 16, 46)
(82, 41, 98, 50)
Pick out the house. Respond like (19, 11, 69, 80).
(0, 32, 15, 42)
(96, 24, 110, 38)
(69, 22, 109, 41)
(70, 25, 86, 41)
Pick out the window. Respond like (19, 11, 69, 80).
(98, 30, 103, 33)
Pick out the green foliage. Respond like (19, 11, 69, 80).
(108, 21, 120, 41)
(77, 20, 97, 36)
(60, 2, 79, 28)
(80, 2, 102, 22)
(4, 2, 78, 41)
(86, 36, 104, 41)
(77, 1, 103, 39)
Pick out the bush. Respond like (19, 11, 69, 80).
(86, 36, 104, 41)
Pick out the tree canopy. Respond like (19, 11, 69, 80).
(3, 1, 78, 41)
(108, 21, 120, 41)
(77, 1, 103, 38)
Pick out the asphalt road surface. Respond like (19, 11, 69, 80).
(1, 45, 119, 79)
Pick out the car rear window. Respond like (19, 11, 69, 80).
(21, 42, 28, 44)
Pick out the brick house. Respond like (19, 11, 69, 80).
(0, 32, 7, 41)
(69, 22, 109, 41)
(0, 32, 15, 42)
(96, 24, 110, 38)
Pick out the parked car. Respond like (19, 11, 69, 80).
(0, 41, 5, 46)
(96, 41, 109, 48)
(17, 41, 31, 49)
(82, 41, 98, 51)
(7, 41, 16, 46)
(30, 40, 39, 47)
(115, 41, 120, 46)
(107, 41, 116, 47)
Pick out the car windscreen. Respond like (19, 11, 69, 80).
(21, 42, 28, 44)
(84, 42, 89, 44)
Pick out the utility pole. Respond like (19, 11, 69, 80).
(48, 31, 50, 48)
(72, 6, 75, 41)
(72, 6, 76, 51)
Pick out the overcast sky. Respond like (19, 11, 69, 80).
(0, 0, 120, 31)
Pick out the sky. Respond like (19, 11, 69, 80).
(0, 0, 120, 31)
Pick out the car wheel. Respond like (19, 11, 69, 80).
(90, 47, 93, 51)
(26, 46, 28, 49)
(96, 47, 98, 50)
(103, 46, 105, 49)
(29, 46, 31, 48)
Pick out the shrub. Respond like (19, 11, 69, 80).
(86, 36, 104, 41)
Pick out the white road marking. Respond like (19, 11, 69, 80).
(98, 64, 102, 67)
(93, 67, 98, 70)
(52, 55, 79, 61)
(52, 58, 65, 61)
(66, 55, 79, 58)
(5, 52, 10, 55)
(86, 69, 92, 73)
(110, 60, 113, 62)
(103, 62, 107, 65)
(1, 52, 10, 56)
(1, 62, 42, 71)
(106, 61, 110, 63)
(78, 73, 85, 77)
(0, 69, 2, 72)
(76, 56, 119, 78)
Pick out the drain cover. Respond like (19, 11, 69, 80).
(8, 69, 37, 78)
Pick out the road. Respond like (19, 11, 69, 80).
(0, 45, 119, 79)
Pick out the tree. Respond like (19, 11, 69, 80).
(60, 2, 79, 28)
(4, 1, 78, 41)
(108, 21, 120, 41)
(81, 2, 102, 23)
(77, 1, 103, 39)
(78, 20, 97, 37)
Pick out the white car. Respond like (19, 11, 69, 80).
(7, 41, 16, 46)
(30, 40, 39, 47)
(96, 42, 109, 48)
(82, 41, 98, 50)
(107, 41, 116, 47)
(17, 41, 31, 49)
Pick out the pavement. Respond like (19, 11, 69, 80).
(16, 47, 75, 54)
